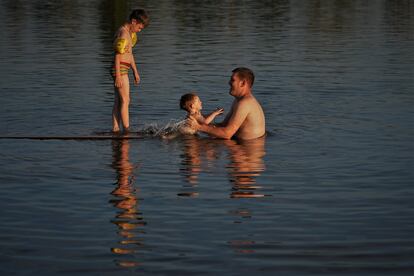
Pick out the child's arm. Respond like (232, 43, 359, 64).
(113, 29, 129, 88)
(114, 53, 123, 88)
(203, 108, 224, 125)
(130, 53, 140, 85)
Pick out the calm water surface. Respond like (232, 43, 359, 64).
(0, 0, 413, 275)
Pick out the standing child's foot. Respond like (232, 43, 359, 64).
(112, 129, 121, 136)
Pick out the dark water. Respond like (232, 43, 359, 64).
(0, 0, 413, 275)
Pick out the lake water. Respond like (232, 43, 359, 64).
(0, 0, 413, 275)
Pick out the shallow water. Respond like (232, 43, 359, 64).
(0, 0, 413, 275)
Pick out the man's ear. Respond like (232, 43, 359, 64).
(240, 79, 246, 87)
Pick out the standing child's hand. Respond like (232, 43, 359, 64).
(134, 72, 141, 85)
(115, 76, 123, 88)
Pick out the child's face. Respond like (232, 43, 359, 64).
(191, 97, 202, 112)
(132, 20, 145, 33)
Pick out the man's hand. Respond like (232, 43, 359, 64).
(187, 115, 201, 130)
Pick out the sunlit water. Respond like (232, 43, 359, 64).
(0, 0, 413, 275)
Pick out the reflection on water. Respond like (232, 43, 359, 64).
(109, 140, 145, 268)
(228, 240, 256, 254)
(179, 136, 266, 198)
(179, 136, 220, 186)
(228, 208, 256, 254)
(178, 136, 266, 256)
(178, 137, 203, 197)
(224, 137, 266, 198)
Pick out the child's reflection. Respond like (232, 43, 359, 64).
(109, 140, 145, 267)
(178, 136, 222, 197)
(180, 136, 203, 185)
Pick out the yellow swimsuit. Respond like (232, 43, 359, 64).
(111, 28, 137, 77)
(111, 61, 131, 77)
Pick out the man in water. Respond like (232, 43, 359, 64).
(190, 67, 265, 140)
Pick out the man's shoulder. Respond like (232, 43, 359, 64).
(230, 97, 253, 118)
(237, 95, 257, 107)
(236, 94, 264, 119)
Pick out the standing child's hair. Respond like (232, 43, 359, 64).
(129, 9, 150, 27)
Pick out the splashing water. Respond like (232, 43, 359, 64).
(139, 119, 190, 138)
(92, 119, 191, 139)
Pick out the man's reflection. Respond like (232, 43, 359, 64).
(179, 136, 266, 255)
(224, 137, 266, 198)
(225, 137, 266, 254)
(109, 140, 145, 267)
(179, 136, 266, 198)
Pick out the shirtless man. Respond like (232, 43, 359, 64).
(190, 67, 265, 140)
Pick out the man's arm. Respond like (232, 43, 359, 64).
(197, 100, 249, 139)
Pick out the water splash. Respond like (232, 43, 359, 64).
(139, 119, 190, 138)
(91, 119, 192, 139)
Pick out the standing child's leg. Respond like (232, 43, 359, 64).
(112, 89, 121, 132)
(118, 74, 131, 131)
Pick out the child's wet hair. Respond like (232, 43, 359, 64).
(180, 93, 198, 112)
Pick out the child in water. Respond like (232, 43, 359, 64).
(179, 93, 224, 135)
(112, 9, 149, 134)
